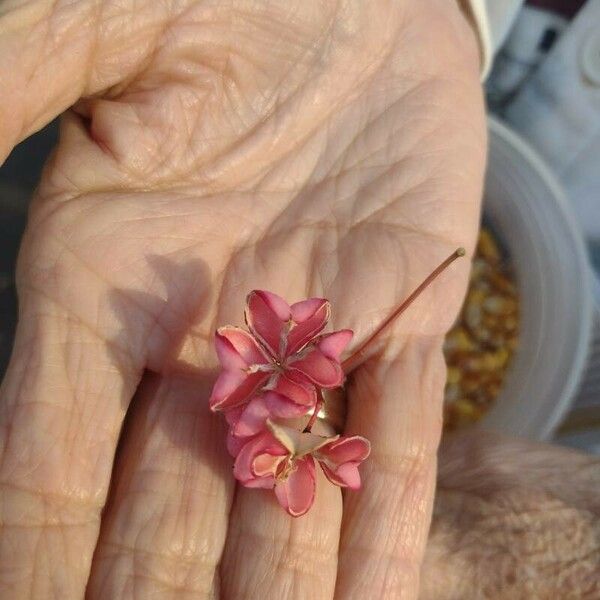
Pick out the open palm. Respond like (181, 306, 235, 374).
(0, 1, 485, 598)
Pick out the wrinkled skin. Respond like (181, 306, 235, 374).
(2, 2, 593, 600)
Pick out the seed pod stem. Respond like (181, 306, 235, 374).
(342, 248, 466, 374)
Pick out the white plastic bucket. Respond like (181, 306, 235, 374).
(479, 117, 593, 440)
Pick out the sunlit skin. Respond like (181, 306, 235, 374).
(0, 3, 483, 597)
(2, 1, 597, 599)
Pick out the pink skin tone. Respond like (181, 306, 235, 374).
(211, 251, 462, 516)
(0, 2, 487, 598)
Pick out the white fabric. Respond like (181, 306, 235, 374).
(483, 0, 526, 52)
(463, 0, 526, 79)
(486, 7, 568, 107)
(504, 0, 600, 240)
(462, 0, 493, 78)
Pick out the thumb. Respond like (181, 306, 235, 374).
(0, 0, 169, 161)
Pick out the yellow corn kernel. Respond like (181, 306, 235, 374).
(478, 228, 501, 263)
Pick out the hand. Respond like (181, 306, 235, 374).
(422, 431, 600, 599)
(0, 1, 485, 598)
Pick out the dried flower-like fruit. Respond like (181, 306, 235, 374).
(209, 291, 352, 413)
(209, 249, 465, 516)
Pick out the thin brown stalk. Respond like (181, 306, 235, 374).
(341, 248, 466, 374)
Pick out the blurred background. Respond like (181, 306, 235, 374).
(0, 0, 599, 449)
(478, 0, 600, 452)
